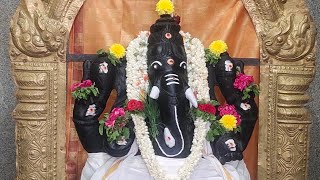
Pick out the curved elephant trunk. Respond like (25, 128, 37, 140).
(149, 72, 196, 157)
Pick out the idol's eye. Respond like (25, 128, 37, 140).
(151, 61, 163, 69)
(179, 61, 187, 69)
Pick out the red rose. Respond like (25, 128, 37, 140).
(126, 99, 144, 111)
(198, 104, 216, 114)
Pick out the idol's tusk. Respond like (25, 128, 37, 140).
(149, 86, 160, 99)
(185, 88, 198, 108)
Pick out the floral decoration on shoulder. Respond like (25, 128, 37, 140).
(193, 101, 241, 142)
(71, 79, 99, 100)
(234, 73, 259, 100)
(205, 40, 228, 65)
(97, 43, 126, 66)
(98, 99, 145, 145)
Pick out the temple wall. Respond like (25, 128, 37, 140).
(0, 0, 19, 179)
(0, 0, 319, 179)
(305, 0, 320, 179)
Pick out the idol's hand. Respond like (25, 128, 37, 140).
(211, 133, 243, 165)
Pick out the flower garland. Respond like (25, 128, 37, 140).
(126, 31, 209, 180)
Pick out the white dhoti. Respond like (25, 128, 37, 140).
(81, 140, 250, 180)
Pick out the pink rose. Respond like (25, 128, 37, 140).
(71, 82, 81, 91)
(218, 104, 236, 116)
(233, 73, 254, 91)
(105, 113, 117, 127)
(235, 114, 241, 125)
(81, 80, 93, 88)
(111, 108, 125, 117)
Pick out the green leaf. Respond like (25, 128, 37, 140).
(113, 130, 119, 137)
(212, 129, 219, 136)
(99, 124, 104, 135)
(92, 88, 98, 96)
(99, 119, 105, 124)
(85, 88, 90, 95)
(206, 130, 214, 141)
(123, 128, 130, 139)
(107, 52, 120, 66)
(82, 94, 88, 100)
(210, 100, 220, 106)
(144, 93, 160, 139)
(106, 128, 110, 136)
(204, 49, 220, 65)
(209, 115, 216, 122)
(97, 49, 106, 55)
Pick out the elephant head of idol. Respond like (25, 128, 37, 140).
(147, 14, 197, 158)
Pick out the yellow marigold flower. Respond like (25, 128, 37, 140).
(156, 0, 174, 15)
(219, 115, 237, 131)
(209, 40, 228, 57)
(109, 44, 126, 59)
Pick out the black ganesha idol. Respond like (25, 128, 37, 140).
(72, 1, 258, 179)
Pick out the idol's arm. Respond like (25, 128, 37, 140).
(73, 56, 116, 153)
(208, 52, 258, 164)
(73, 56, 136, 156)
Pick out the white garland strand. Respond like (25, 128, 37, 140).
(181, 31, 210, 101)
(126, 31, 210, 180)
(126, 31, 149, 100)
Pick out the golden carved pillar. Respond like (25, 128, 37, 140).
(243, 0, 316, 179)
(9, 0, 84, 179)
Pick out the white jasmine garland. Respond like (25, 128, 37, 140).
(126, 31, 210, 180)
(181, 31, 210, 101)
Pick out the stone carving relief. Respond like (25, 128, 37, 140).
(11, 10, 67, 58)
(9, 0, 316, 179)
(276, 124, 308, 180)
(254, 0, 286, 22)
(261, 14, 316, 63)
